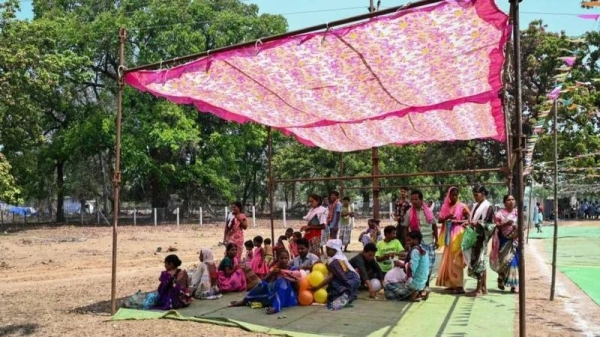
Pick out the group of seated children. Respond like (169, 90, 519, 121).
(146, 222, 430, 312)
(351, 224, 431, 302)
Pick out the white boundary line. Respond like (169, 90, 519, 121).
(529, 242, 600, 337)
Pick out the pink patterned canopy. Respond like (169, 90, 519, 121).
(125, 0, 510, 152)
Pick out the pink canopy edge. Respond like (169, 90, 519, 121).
(124, 0, 510, 150)
(285, 99, 505, 152)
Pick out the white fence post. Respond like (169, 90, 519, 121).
(199, 207, 203, 226)
(97, 210, 100, 225)
(176, 208, 180, 227)
(133, 209, 137, 226)
(252, 206, 256, 228)
(80, 209, 83, 226)
(154, 208, 157, 226)
(225, 207, 228, 222)
(283, 204, 287, 228)
(389, 202, 394, 225)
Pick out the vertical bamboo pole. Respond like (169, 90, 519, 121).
(110, 28, 127, 316)
(550, 100, 559, 300)
(372, 147, 380, 220)
(511, 1, 526, 336)
(368, 1, 379, 221)
(267, 127, 275, 243)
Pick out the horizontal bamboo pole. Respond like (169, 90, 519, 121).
(275, 167, 507, 184)
(124, 0, 444, 73)
(343, 181, 508, 190)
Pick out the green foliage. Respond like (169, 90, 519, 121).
(0, 154, 22, 204)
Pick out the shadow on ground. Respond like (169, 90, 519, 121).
(0, 324, 40, 336)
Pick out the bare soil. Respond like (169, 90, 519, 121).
(0, 220, 368, 337)
(1, 219, 598, 336)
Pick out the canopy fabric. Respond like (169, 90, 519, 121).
(125, 0, 510, 152)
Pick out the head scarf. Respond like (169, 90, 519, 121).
(200, 248, 215, 264)
(408, 202, 435, 232)
(439, 187, 466, 250)
(325, 239, 358, 275)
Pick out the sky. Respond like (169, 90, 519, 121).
(10, 0, 600, 37)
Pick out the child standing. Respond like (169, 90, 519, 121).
(264, 238, 274, 266)
(251, 236, 269, 279)
(340, 197, 354, 252)
(289, 231, 302, 258)
(243, 240, 254, 267)
(274, 235, 287, 261)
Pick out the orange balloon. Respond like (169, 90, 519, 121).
(299, 277, 310, 292)
(298, 290, 314, 306)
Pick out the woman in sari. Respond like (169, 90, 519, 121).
(217, 243, 247, 292)
(462, 184, 495, 297)
(154, 254, 193, 310)
(300, 194, 328, 257)
(436, 187, 470, 294)
(490, 194, 519, 293)
(311, 239, 361, 310)
(229, 250, 299, 315)
(223, 201, 248, 260)
(191, 248, 221, 299)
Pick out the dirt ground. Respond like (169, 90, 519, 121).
(1, 219, 599, 337)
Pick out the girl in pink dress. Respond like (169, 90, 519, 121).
(250, 236, 269, 279)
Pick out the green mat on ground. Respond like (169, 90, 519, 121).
(534, 226, 600, 306)
(112, 308, 335, 337)
(560, 267, 600, 306)
(528, 226, 600, 240)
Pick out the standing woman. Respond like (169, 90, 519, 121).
(490, 195, 519, 293)
(300, 194, 328, 257)
(223, 201, 248, 260)
(462, 184, 495, 297)
(436, 187, 470, 294)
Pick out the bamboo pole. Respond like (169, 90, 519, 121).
(343, 182, 508, 190)
(123, 0, 445, 74)
(110, 28, 127, 316)
(274, 167, 507, 184)
(510, 1, 526, 335)
(267, 127, 275, 244)
(550, 100, 559, 300)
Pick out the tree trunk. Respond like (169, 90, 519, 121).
(56, 161, 66, 223)
(362, 191, 370, 215)
(99, 153, 109, 214)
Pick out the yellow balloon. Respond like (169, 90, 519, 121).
(312, 263, 328, 275)
(314, 288, 328, 304)
(308, 271, 324, 288)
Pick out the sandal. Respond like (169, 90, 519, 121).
(497, 278, 505, 291)
(421, 290, 430, 301)
(511, 287, 518, 294)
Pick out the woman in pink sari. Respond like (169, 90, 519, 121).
(218, 243, 247, 292)
(223, 201, 248, 260)
(490, 195, 519, 293)
(436, 187, 470, 294)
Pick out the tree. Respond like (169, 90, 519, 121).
(0, 154, 22, 204)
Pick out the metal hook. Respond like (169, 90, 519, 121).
(117, 65, 125, 85)
(255, 39, 263, 55)
(396, 2, 412, 12)
(322, 23, 330, 45)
